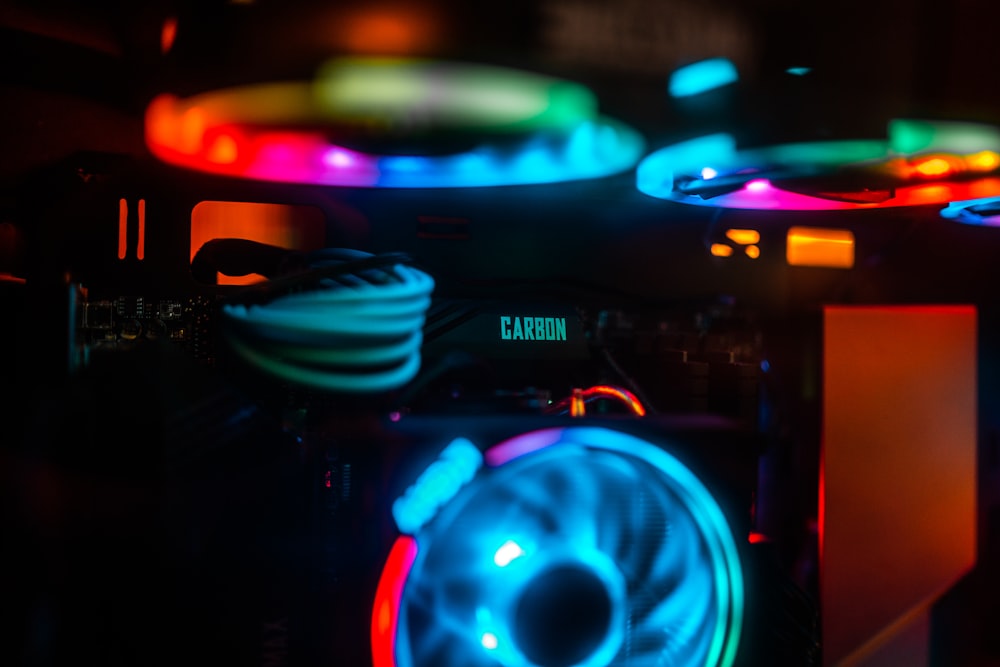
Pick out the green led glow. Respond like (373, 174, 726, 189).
(314, 57, 598, 133)
(889, 119, 1000, 155)
(752, 140, 887, 167)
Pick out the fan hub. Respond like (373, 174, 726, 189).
(513, 564, 614, 667)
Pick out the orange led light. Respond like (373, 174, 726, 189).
(344, 10, 433, 55)
(710, 243, 734, 257)
(190, 201, 326, 285)
(913, 156, 954, 177)
(725, 228, 760, 245)
(787, 227, 854, 268)
(744, 245, 760, 259)
(580, 385, 647, 416)
(206, 133, 240, 164)
(968, 150, 1000, 171)
(570, 388, 585, 417)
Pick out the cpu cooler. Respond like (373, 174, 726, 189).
(375, 426, 745, 667)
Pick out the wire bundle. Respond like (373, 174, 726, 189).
(220, 249, 434, 393)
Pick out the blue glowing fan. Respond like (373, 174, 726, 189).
(380, 427, 744, 667)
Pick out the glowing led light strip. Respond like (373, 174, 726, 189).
(145, 58, 645, 188)
(137, 199, 146, 261)
(372, 537, 419, 667)
(117, 199, 128, 259)
(637, 120, 1000, 211)
(580, 385, 646, 415)
(549, 385, 647, 416)
(483, 429, 563, 467)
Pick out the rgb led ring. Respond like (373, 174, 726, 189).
(145, 57, 645, 188)
(636, 119, 1000, 210)
(373, 426, 743, 667)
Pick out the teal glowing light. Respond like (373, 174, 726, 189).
(785, 66, 812, 76)
(391, 427, 744, 667)
(669, 58, 739, 98)
(392, 438, 483, 535)
(220, 255, 434, 393)
(889, 119, 1000, 155)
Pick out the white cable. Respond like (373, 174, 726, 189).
(220, 251, 434, 393)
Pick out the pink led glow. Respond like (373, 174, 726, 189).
(713, 185, 863, 211)
(484, 429, 564, 466)
(745, 179, 771, 192)
(324, 148, 357, 168)
(146, 96, 383, 186)
(695, 178, 1000, 211)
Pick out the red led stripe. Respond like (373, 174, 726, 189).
(117, 199, 128, 260)
(137, 199, 146, 261)
(371, 536, 419, 667)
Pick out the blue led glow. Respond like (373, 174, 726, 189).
(375, 118, 645, 188)
(392, 438, 483, 535)
(785, 66, 812, 76)
(636, 132, 737, 197)
(636, 131, 897, 210)
(669, 58, 739, 98)
(392, 427, 744, 667)
(941, 195, 1000, 226)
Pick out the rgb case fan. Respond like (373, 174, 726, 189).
(373, 425, 746, 667)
